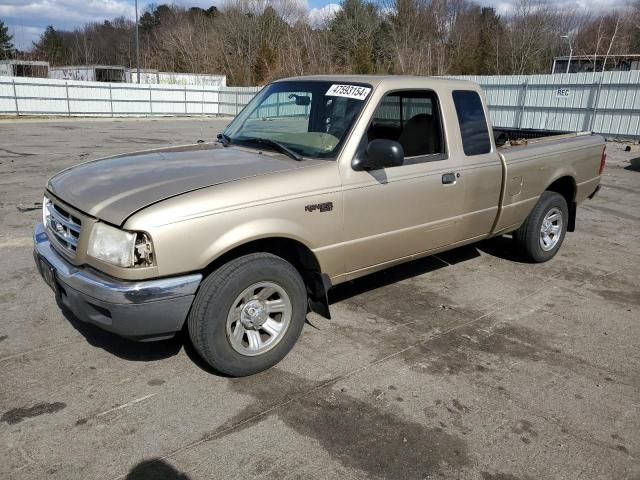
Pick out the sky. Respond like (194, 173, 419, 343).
(0, 0, 628, 51)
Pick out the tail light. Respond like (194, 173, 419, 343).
(599, 146, 606, 175)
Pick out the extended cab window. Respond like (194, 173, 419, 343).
(452, 90, 491, 156)
(368, 90, 445, 160)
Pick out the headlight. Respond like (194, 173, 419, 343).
(87, 223, 154, 268)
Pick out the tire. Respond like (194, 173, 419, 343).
(188, 253, 307, 377)
(514, 191, 568, 263)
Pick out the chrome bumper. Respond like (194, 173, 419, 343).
(33, 223, 202, 340)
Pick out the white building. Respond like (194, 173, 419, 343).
(552, 54, 640, 74)
(0, 60, 49, 78)
(49, 65, 127, 82)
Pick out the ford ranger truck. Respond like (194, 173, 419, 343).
(33, 76, 605, 376)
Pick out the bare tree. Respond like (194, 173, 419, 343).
(28, 0, 636, 85)
(504, 0, 562, 75)
(601, 14, 621, 72)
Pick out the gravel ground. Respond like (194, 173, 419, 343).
(0, 117, 639, 480)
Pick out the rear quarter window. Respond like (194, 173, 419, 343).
(452, 90, 491, 156)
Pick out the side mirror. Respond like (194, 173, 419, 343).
(353, 139, 404, 171)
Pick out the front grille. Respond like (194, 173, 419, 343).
(44, 197, 82, 256)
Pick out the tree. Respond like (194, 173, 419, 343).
(385, 0, 440, 75)
(33, 26, 68, 65)
(573, 12, 634, 72)
(329, 0, 380, 73)
(504, 0, 559, 75)
(478, 8, 504, 74)
(633, 1, 640, 51)
(0, 19, 14, 60)
(15, 0, 637, 84)
(600, 14, 622, 72)
(139, 11, 159, 34)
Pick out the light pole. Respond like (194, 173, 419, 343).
(135, 0, 140, 83)
(560, 34, 573, 74)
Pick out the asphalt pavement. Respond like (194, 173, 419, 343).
(0, 117, 639, 480)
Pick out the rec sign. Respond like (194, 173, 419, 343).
(555, 88, 571, 98)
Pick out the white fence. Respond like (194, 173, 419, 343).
(1, 72, 639, 139)
(217, 86, 261, 116)
(453, 71, 640, 139)
(0, 77, 258, 117)
(127, 71, 227, 87)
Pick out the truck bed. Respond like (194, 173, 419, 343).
(491, 131, 604, 235)
(494, 127, 577, 147)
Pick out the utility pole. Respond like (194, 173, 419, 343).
(561, 34, 573, 74)
(135, 0, 140, 83)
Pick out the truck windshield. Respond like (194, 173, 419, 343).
(223, 81, 372, 159)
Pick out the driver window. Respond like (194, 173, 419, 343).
(367, 90, 445, 161)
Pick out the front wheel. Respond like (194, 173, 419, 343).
(187, 253, 307, 376)
(514, 191, 569, 263)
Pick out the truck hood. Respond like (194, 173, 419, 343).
(47, 143, 308, 226)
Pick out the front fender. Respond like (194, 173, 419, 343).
(200, 217, 314, 268)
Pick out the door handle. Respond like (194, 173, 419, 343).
(442, 172, 457, 184)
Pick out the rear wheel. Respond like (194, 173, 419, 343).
(188, 253, 307, 376)
(514, 191, 568, 263)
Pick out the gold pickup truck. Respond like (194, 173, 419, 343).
(34, 75, 605, 376)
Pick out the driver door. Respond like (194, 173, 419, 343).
(340, 89, 465, 275)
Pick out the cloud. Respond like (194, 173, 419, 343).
(5, 25, 43, 50)
(0, 0, 138, 49)
(474, 0, 628, 13)
(308, 2, 340, 28)
(0, 0, 135, 25)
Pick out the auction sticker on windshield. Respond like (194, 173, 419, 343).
(326, 84, 371, 100)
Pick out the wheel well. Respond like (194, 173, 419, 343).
(546, 176, 577, 232)
(202, 238, 331, 319)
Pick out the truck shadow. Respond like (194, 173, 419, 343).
(328, 246, 479, 305)
(59, 236, 524, 366)
(328, 235, 529, 305)
(475, 235, 533, 264)
(60, 305, 183, 362)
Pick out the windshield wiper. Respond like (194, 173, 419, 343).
(238, 137, 303, 161)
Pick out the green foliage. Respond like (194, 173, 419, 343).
(0, 19, 14, 60)
(139, 11, 158, 34)
(252, 43, 278, 84)
(32, 26, 67, 66)
(329, 0, 380, 72)
(447, 7, 504, 75)
(140, 4, 174, 33)
(372, 20, 394, 73)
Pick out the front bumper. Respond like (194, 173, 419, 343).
(33, 223, 202, 341)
